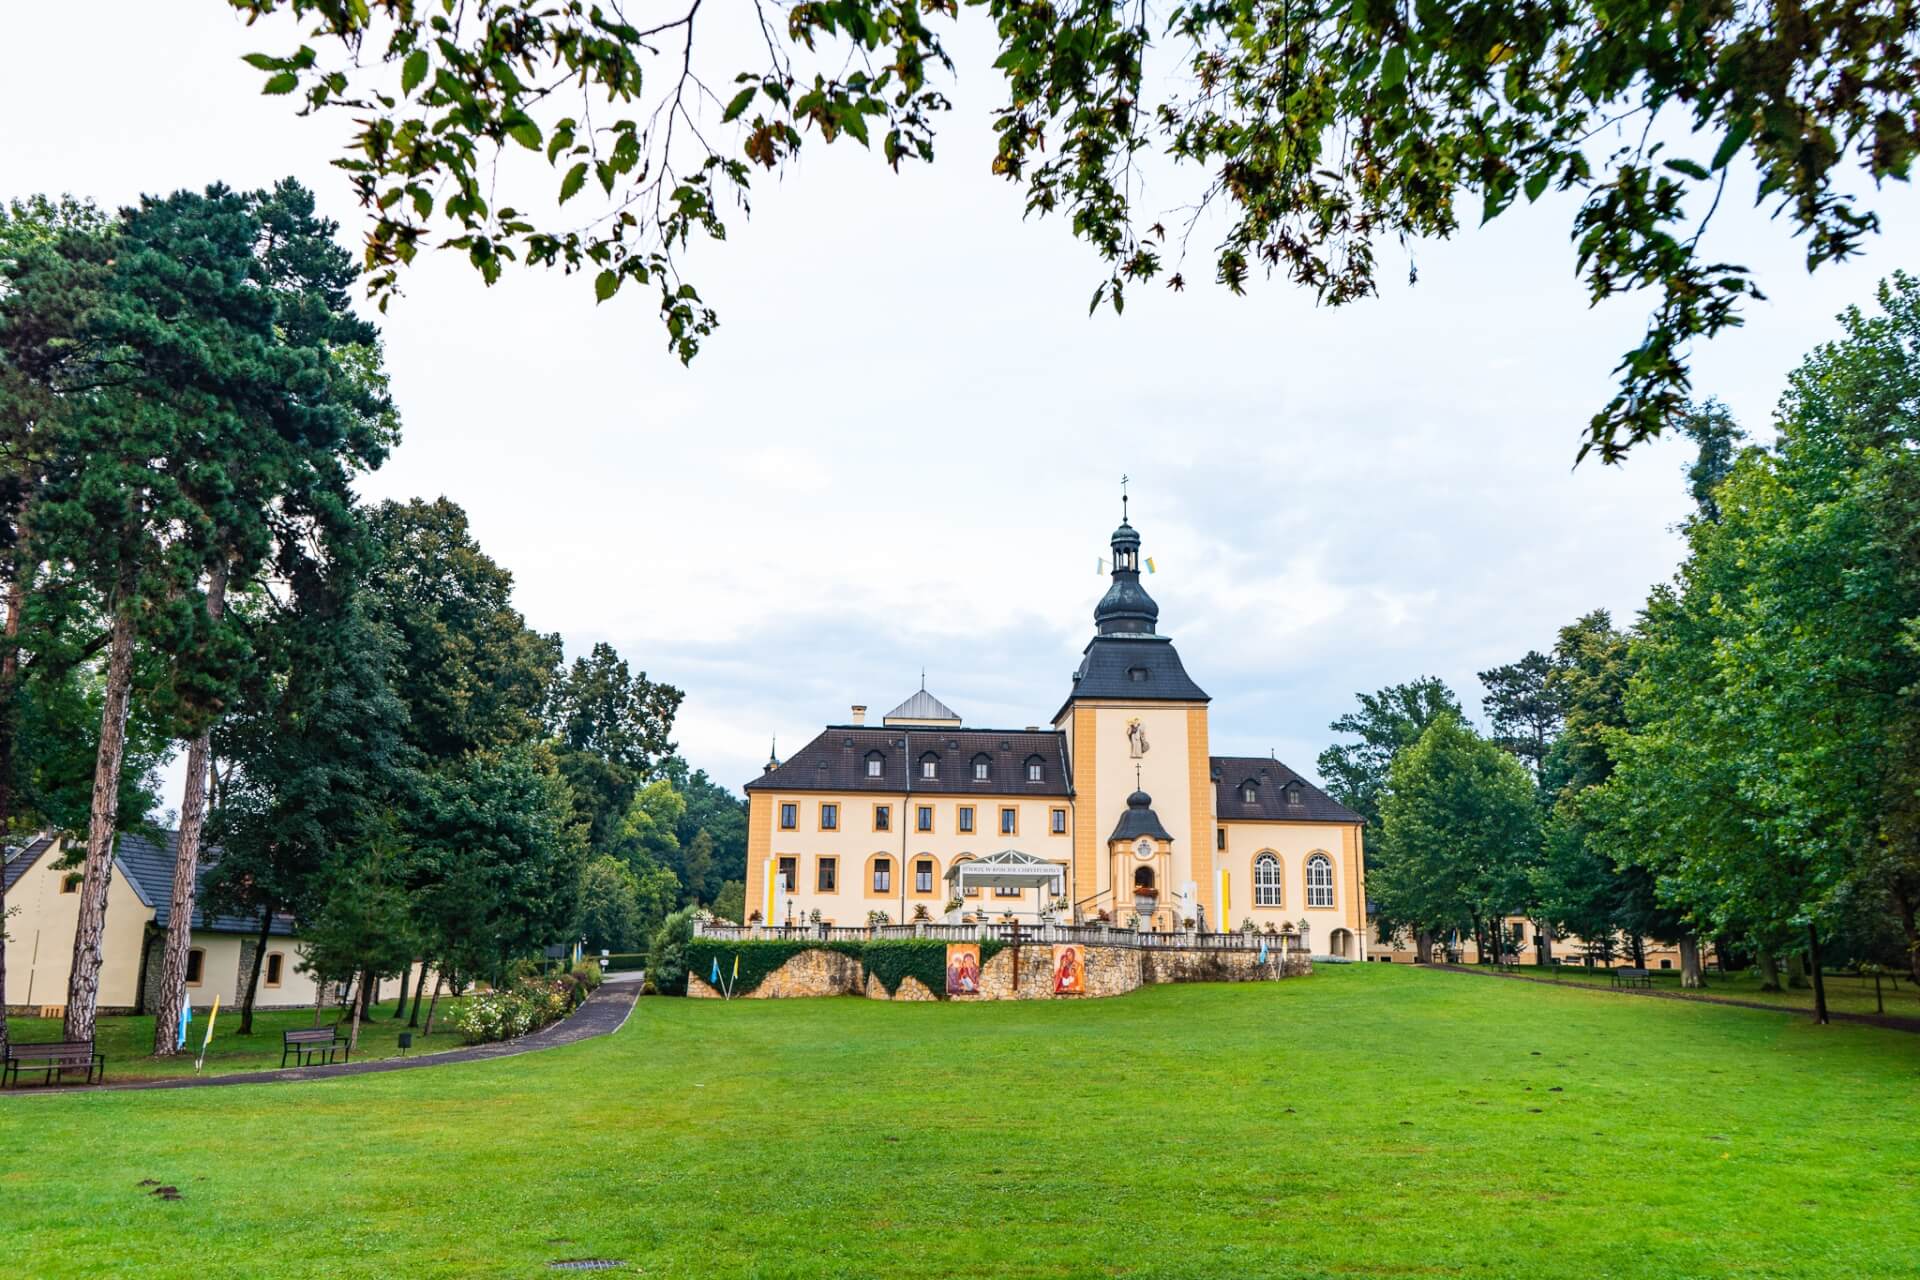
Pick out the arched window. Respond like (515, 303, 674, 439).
(1025, 754, 1045, 782)
(865, 750, 885, 778)
(919, 751, 940, 779)
(972, 753, 992, 781)
(953, 854, 978, 898)
(1306, 854, 1334, 908)
(1253, 853, 1282, 906)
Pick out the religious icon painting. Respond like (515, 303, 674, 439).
(946, 943, 981, 996)
(1051, 944, 1085, 995)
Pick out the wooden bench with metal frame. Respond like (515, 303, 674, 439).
(281, 1026, 349, 1068)
(1611, 966, 1653, 989)
(2, 1039, 104, 1087)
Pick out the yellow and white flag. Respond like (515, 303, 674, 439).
(1216, 868, 1230, 933)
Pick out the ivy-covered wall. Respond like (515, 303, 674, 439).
(686, 939, 1005, 999)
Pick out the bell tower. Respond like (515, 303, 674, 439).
(1056, 488, 1216, 926)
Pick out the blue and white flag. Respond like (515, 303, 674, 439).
(710, 956, 721, 985)
(1258, 938, 1269, 965)
(177, 1001, 192, 1049)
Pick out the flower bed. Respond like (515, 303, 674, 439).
(450, 966, 600, 1044)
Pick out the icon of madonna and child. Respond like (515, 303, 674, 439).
(945, 942, 1087, 996)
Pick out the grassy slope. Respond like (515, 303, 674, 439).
(3, 965, 1917, 1280)
(4, 999, 469, 1081)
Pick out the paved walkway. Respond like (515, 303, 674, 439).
(1435, 962, 1920, 1033)
(7, 974, 640, 1096)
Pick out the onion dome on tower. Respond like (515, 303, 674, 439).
(1093, 514, 1160, 636)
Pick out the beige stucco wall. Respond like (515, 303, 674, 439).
(6, 837, 410, 1015)
(743, 789, 1072, 926)
(1218, 820, 1367, 958)
(6, 841, 151, 1012)
(1064, 700, 1210, 914)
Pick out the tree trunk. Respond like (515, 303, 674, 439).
(347, 966, 368, 1053)
(0, 566, 22, 1061)
(151, 561, 229, 1056)
(1786, 949, 1808, 989)
(62, 601, 137, 1043)
(393, 961, 411, 1021)
(1630, 934, 1647, 968)
(408, 960, 428, 1027)
(1537, 920, 1555, 967)
(1757, 948, 1781, 991)
(1807, 923, 1830, 1025)
(423, 971, 445, 1036)
(238, 904, 273, 1035)
(1678, 933, 1704, 988)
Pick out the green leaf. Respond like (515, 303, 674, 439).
(242, 52, 283, 71)
(507, 119, 542, 150)
(1524, 170, 1551, 203)
(594, 270, 620, 303)
(722, 87, 756, 123)
(559, 163, 588, 205)
(401, 49, 429, 96)
(263, 71, 300, 95)
(1381, 46, 1407, 91)
(1664, 158, 1710, 181)
(1712, 118, 1754, 170)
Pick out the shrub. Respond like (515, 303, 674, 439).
(647, 904, 699, 995)
(449, 976, 578, 1043)
(570, 960, 604, 991)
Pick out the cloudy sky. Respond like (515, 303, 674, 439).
(10, 5, 1916, 799)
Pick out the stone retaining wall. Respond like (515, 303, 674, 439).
(687, 943, 1309, 1001)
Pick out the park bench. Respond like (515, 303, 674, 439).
(281, 1026, 349, 1068)
(2, 1039, 103, 1087)
(1611, 967, 1653, 989)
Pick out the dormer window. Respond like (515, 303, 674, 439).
(865, 750, 885, 778)
(1284, 782, 1304, 808)
(1241, 780, 1259, 804)
(920, 751, 940, 779)
(1025, 755, 1045, 782)
(972, 753, 992, 781)
(1127, 666, 1149, 683)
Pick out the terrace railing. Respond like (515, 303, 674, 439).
(692, 918, 1304, 953)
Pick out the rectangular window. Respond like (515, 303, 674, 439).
(872, 858, 892, 893)
(1216, 829, 1226, 850)
(185, 949, 205, 985)
(265, 952, 284, 987)
(779, 803, 797, 830)
(866, 757, 883, 777)
(777, 856, 798, 892)
(1051, 807, 1068, 835)
(819, 803, 838, 831)
(817, 857, 838, 892)
(994, 885, 1021, 898)
(1027, 760, 1043, 782)
(873, 804, 891, 832)
(958, 806, 975, 834)
(1000, 807, 1017, 836)
(917, 805, 934, 833)
(921, 759, 937, 779)
(915, 859, 934, 894)
(973, 760, 989, 780)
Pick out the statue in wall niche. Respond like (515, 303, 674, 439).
(1127, 718, 1149, 758)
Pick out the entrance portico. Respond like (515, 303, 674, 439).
(944, 849, 1068, 923)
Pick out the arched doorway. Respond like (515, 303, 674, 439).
(1329, 927, 1353, 959)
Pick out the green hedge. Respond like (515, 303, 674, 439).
(685, 938, 1006, 998)
(601, 952, 648, 973)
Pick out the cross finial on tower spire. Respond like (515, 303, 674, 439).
(1121, 473, 1129, 522)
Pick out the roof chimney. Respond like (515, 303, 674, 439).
(851, 704, 867, 726)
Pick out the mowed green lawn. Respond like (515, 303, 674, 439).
(1513, 963, 1920, 1018)
(4, 999, 470, 1082)
(4, 965, 1918, 1280)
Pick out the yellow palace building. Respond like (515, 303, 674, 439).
(743, 509, 1370, 960)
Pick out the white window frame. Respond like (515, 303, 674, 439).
(1306, 854, 1335, 908)
(1253, 853, 1283, 907)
